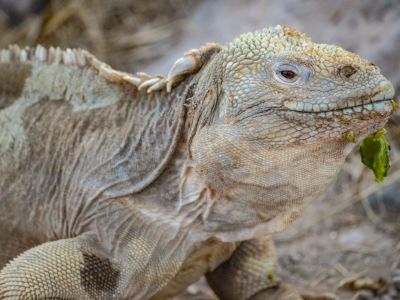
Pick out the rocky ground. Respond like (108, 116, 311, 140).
(1, 1, 399, 299)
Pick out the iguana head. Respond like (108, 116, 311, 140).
(219, 25, 395, 145)
(189, 25, 396, 241)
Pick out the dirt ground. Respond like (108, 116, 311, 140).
(1, 1, 399, 299)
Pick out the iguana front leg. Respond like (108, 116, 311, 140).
(0, 231, 185, 300)
(0, 235, 126, 299)
(0, 233, 181, 300)
(206, 236, 302, 300)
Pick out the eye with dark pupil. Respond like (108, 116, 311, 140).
(280, 70, 296, 79)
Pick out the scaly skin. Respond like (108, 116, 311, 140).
(0, 25, 396, 299)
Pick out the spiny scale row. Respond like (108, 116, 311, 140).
(0, 45, 87, 66)
(0, 44, 207, 94)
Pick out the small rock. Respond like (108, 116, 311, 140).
(289, 253, 302, 263)
(0, 0, 48, 25)
(392, 275, 400, 290)
(280, 253, 302, 268)
(388, 286, 398, 297)
(338, 228, 365, 246)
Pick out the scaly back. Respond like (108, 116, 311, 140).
(0, 45, 219, 221)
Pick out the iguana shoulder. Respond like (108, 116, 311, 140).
(0, 43, 221, 196)
(0, 43, 225, 248)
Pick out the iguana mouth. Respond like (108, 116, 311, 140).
(282, 83, 396, 114)
(283, 98, 395, 115)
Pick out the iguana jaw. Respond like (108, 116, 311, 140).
(281, 99, 393, 122)
(277, 81, 395, 142)
(282, 98, 393, 115)
(282, 81, 395, 115)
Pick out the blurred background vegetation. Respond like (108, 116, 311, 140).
(0, 1, 399, 299)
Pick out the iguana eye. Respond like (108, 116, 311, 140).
(273, 63, 310, 85)
(280, 70, 297, 80)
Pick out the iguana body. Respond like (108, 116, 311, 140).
(0, 26, 395, 299)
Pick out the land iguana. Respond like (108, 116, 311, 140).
(0, 25, 396, 300)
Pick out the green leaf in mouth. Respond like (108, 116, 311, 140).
(391, 100, 399, 112)
(359, 128, 390, 183)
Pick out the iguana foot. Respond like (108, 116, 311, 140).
(85, 42, 222, 93)
(249, 284, 302, 300)
(249, 285, 337, 300)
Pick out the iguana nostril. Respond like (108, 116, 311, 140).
(340, 65, 357, 79)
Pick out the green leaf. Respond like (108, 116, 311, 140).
(359, 128, 390, 183)
(391, 100, 399, 112)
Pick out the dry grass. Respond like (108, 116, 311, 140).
(0, 0, 195, 72)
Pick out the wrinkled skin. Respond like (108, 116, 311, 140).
(0, 25, 395, 300)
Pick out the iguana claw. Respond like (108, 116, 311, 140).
(166, 49, 202, 92)
(138, 77, 162, 91)
(146, 78, 167, 93)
